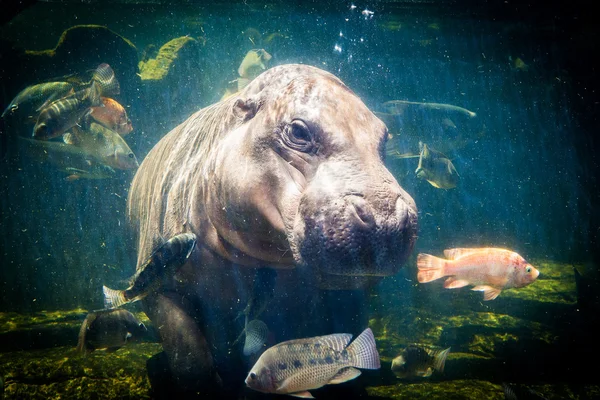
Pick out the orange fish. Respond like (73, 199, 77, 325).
(90, 97, 133, 136)
(417, 248, 539, 300)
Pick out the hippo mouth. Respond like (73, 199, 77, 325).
(290, 193, 418, 279)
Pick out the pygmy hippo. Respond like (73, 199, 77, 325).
(126, 64, 418, 396)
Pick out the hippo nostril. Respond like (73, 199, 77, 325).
(395, 196, 414, 229)
(346, 195, 375, 227)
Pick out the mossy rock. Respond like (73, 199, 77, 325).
(0, 309, 152, 352)
(0, 343, 161, 399)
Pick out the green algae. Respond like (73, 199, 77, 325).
(25, 25, 136, 57)
(0, 308, 150, 333)
(0, 343, 161, 400)
(138, 36, 199, 81)
(368, 380, 505, 400)
(0, 260, 593, 398)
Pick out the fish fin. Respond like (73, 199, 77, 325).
(243, 319, 269, 356)
(86, 81, 103, 107)
(102, 285, 128, 309)
(237, 77, 252, 91)
(433, 347, 450, 373)
(502, 383, 518, 400)
(391, 152, 420, 159)
(417, 254, 446, 283)
(443, 277, 470, 289)
(471, 285, 502, 301)
(347, 328, 380, 369)
(328, 367, 361, 384)
(443, 248, 480, 260)
(426, 179, 443, 189)
(76, 313, 96, 354)
(289, 391, 314, 399)
(63, 132, 79, 145)
(284, 333, 352, 353)
(92, 63, 120, 97)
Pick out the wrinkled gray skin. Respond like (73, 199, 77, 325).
(127, 64, 417, 396)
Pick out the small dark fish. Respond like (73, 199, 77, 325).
(76, 309, 146, 354)
(102, 233, 197, 309)
(33, 81, 102, 140)
(502, 383, 549, 400)
(245, 328, 380, 398)
(2, 82, 74, 119)
(391, 345, 450, 379)
(415, 142, 459, 189)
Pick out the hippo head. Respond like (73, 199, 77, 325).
(205, 65, 417, 287)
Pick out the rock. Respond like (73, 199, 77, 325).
(0, 343, 160, 399)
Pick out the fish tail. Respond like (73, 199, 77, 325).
(433, 347, 451, 373)
(243, 319, 269, 356)
(102, 285, 128, 309)
(417, 253, 447, 283)
(347, 328, 380, 370)
(92, 63, 120, 97)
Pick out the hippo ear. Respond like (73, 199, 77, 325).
(233, 97, 259, 121)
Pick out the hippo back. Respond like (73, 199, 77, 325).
(127, 97, 240, 270)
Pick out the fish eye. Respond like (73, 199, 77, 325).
(283, 119, 314, 153)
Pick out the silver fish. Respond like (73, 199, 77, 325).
(391, 345, 450, 379)
(415, 142, 459, 189)
(382, 100, 476, 118)
(102, 233, 197, 309)
(245, 328, 380, 398)
(76, 309, 146, 354)
(17, 137, 116, 180)
(2, 82, 74, 119)
(65, 122, 138, 170)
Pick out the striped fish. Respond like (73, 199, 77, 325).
(391, 345, 450, 379)
(2, 82, 74, 119)
(102, 233, 197, 309)
(33, 81, 102, 140)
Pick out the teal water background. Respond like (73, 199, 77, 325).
(1, 1, 596, 312)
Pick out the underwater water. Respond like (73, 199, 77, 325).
(0, 0, 598, 399)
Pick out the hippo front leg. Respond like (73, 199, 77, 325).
(143, 292, 222, 396)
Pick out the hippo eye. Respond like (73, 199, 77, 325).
(283, 119, 314, 152)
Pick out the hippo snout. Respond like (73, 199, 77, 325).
(293, 187, 417, 278)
